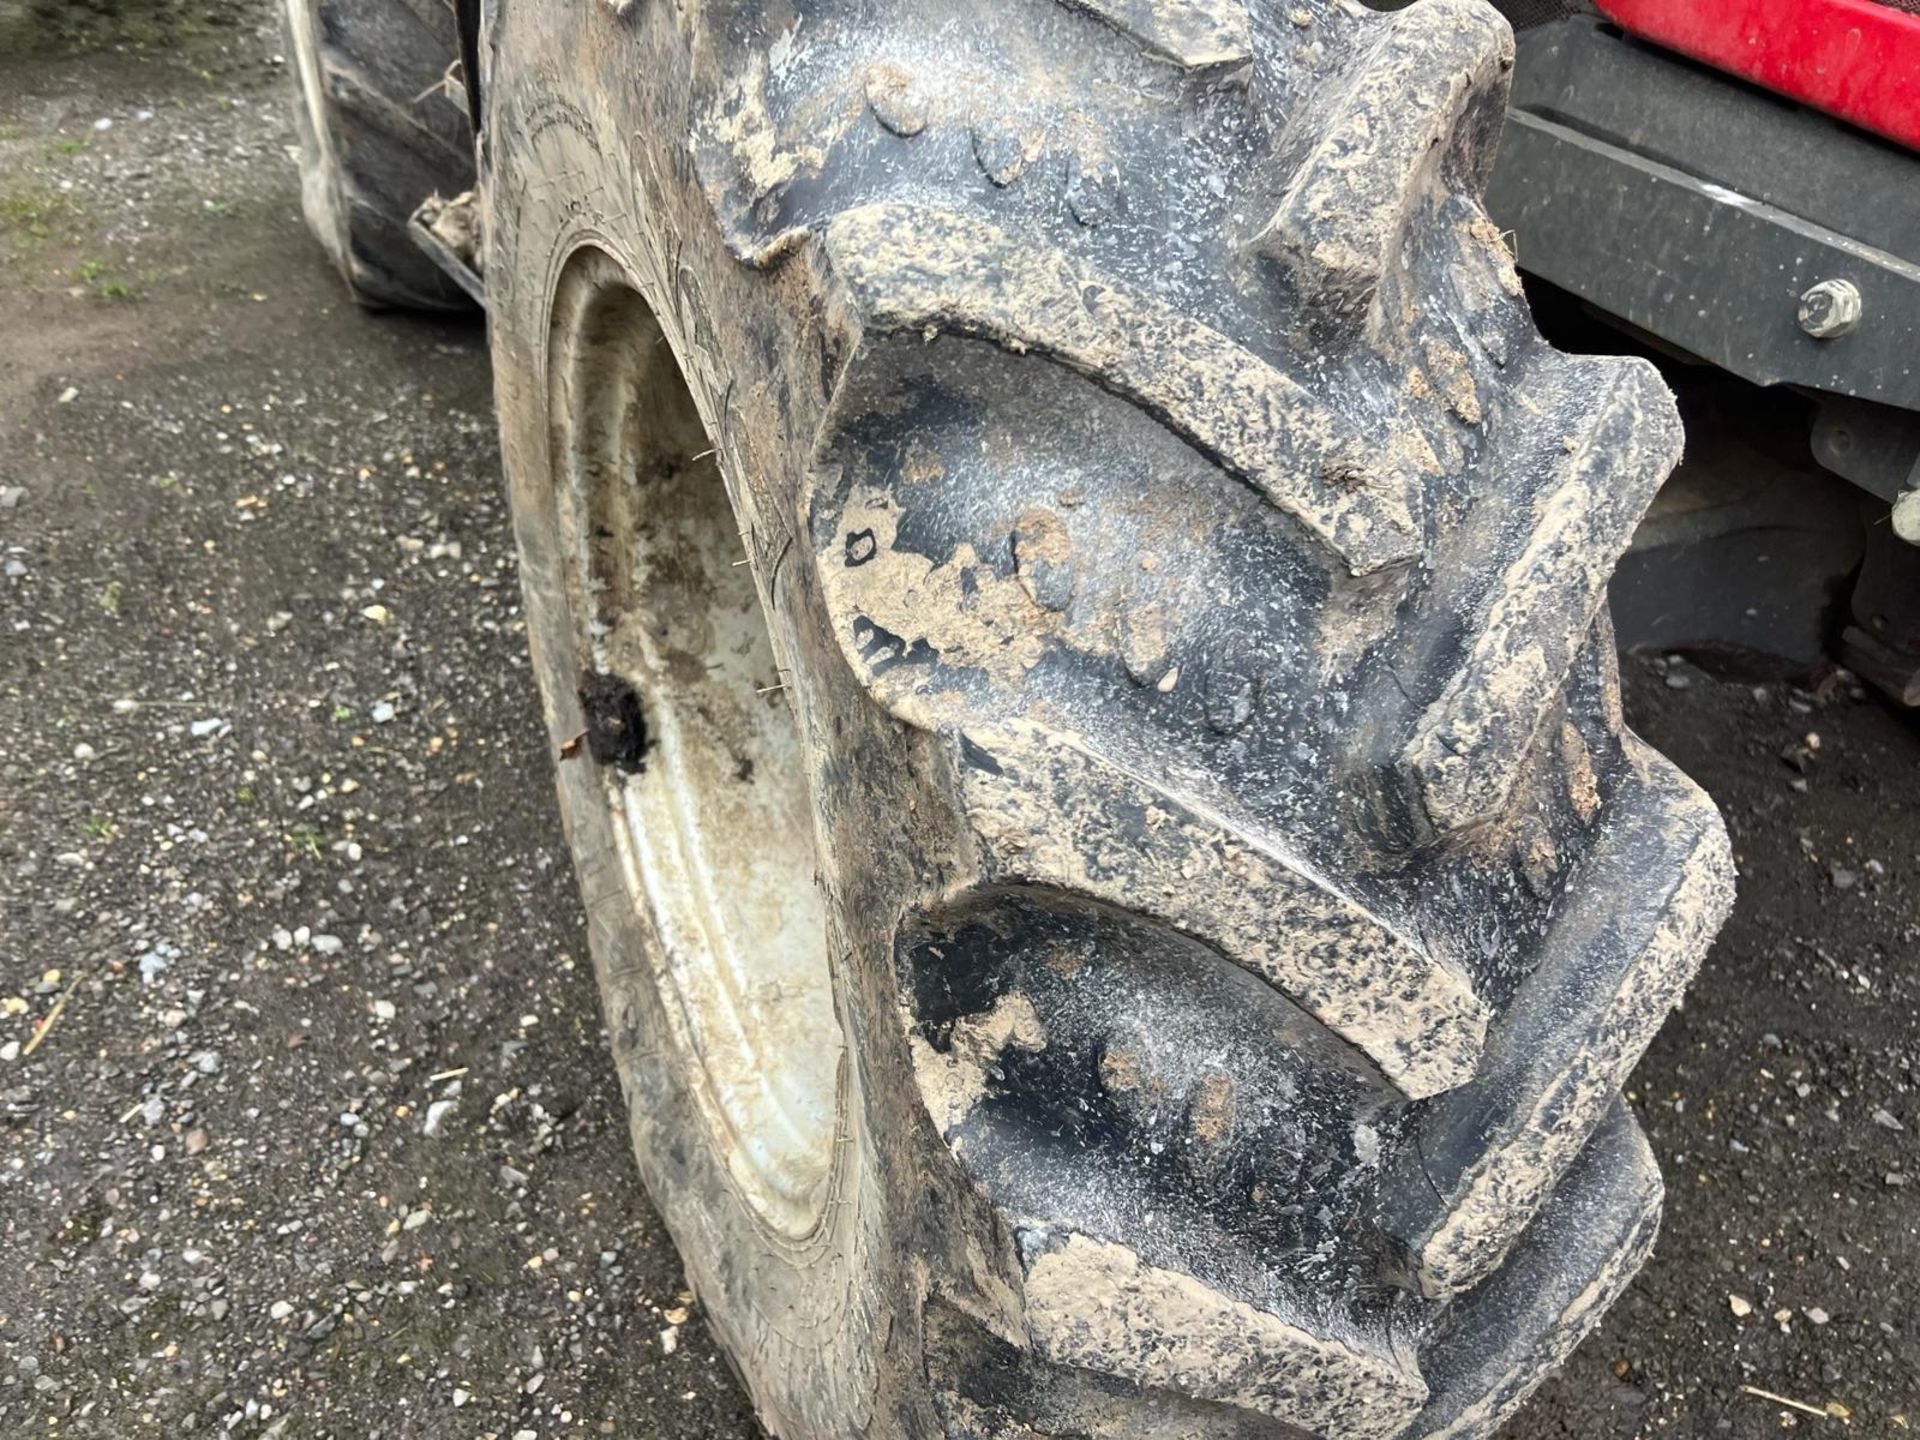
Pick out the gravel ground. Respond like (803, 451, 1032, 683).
(0, 8, 1915, 1439)
(0, 14, 757, 1438)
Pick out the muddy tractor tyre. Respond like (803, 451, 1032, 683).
(284, 0, 474, 310)
(484, 0, 1734, 1436)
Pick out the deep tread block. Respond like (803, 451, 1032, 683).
(1255, 0, 1513, 318)
(1411, 1100, 1664, 1439)
(1385, 744, 1731, 1294)
(1401, 356, 1683, 836)
(1019, 1231, 1426, 1439)
(951, 721, 1487, 1100)
(1055, 0, 1252, 69)
(818, 204, 1423, 576)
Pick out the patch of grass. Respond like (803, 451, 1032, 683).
(82, 813, 116, 841)
(0, 124, 24, 142)
(0, 187, 87, 263)
(73, 255, 142, 301)
(287, 823, 325, 859)
(98, 579, 124, 614)
(0, 0, 253, 58)
(0, 188, 74, 236)
(50, 136, 88, 157)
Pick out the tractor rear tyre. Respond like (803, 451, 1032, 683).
(484, 0, 1734, 1435)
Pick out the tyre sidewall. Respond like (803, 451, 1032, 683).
(283, 0, 354, 283)
(485, 56, 918, 1440)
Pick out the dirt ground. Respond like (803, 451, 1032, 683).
(0, 7, 1914, 1440)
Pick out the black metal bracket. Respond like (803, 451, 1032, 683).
(1489, 18, 1920, 416)
(454, 0, 483, 136)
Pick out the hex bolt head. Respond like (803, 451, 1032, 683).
(1798, 279, 1862, 340)
(1893, 490, 1920, 547)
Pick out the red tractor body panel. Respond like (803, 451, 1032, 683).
(1596, 0, 1920, 150)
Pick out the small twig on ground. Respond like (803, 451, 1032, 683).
(1738, 1385, 1844, 1421)
(21, 972, 84, 1057)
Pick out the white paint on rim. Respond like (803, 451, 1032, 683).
(551, 258, 838, 1237)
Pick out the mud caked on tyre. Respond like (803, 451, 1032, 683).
(284, 0, 474, 309)
(483, 0, 1734, 1435)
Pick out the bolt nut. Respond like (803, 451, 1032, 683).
(1798, 279, 1862, 340)
(1893, 490, 1920, 547)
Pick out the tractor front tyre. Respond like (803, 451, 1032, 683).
(284, 0, 474, 310)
